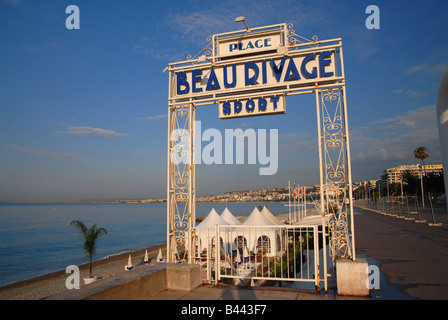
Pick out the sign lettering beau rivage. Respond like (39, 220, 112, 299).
(166, 23, 356, 264)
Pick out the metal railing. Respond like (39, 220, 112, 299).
(354, 195, 446, 226)
(193, 224, 325, 289)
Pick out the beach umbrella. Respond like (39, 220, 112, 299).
(143, 250, 149, 264)
(243, 246, 249, 262)
(125, 254, 133, 271)
(236, 249, 242, 265)
(157, 248, 164, 262)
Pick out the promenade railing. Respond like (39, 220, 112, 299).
(353, 195, 447, 226)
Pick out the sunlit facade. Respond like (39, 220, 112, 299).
(381, 164, 443, 185)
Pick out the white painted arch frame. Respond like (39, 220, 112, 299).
(166, 23, 356, 270)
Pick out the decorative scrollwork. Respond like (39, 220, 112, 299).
(319, 87, 352, 258)
(322, 90, 343, 137)
(287, 23, 319, 49)
(174, 175, 189, 189)
(323, 121, 342, 135)
(174, 193, 188, 201)
(168, 104, 196, 262)
(175, 148, 186, 159)
(170, 105, 192, 167)
(171, 135, 190, 165)
(328, 206, 350, 257)
(322, 89, 340, 102)
(174, 130, 189, 146)
(187, 36, 213, 64)
(174, 219, 188, 232)
(326, 166, 345, 184)
(173, 232, 186, 247)
(176, 107, 189, 119)
(325, 135, 342, 149)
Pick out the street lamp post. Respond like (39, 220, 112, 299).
(400, 173, 404, 199)
(419, 164, 425, 208)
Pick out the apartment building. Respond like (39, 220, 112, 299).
(380, 164, 443, 185)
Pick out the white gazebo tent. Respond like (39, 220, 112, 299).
(260, 206, 282, 225)
(243, 207, 274, 226)
(195, 208, 229, 252)
(220, 207, 242, 225)
(236, 207, 282, 257)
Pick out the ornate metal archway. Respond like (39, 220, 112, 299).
(165, 23, 356, 282)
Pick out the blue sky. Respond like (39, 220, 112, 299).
(1, 0, 447, 202)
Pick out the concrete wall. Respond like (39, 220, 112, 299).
(166, 265, 203, 291)
(336, 258, 370, 297)
(46, 263, 203, 300)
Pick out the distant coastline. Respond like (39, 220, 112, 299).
(0, 199, 288, 205)
(0, 185, 319, 205)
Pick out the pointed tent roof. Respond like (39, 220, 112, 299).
(157, 248, 163, 261)
(144, 250, 149, 263)
(220, 207, 242, 225)
(196, 208, 229, 229)
(261, 206, 282, 225)
(243, 207, 274, 226)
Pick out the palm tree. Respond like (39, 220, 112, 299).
(414, 146, 428, 176)
(414, 146, 429, 208)
(71, 220, 108, 278)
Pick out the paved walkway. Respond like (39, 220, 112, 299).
(148, 284, 332, 300)
(353, 206, 448, 300)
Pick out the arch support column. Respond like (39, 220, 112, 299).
(167, 104, 196, 263)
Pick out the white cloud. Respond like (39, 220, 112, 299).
(392, 88, 428, 98)
(350, 105, 440, 162)
(7, 145, 88, 161)
(138, 114, 167, 121)
(58, 126, 129, 139)
(402, 63, 447, 76)
(163, 0, 328, 47)
(167, 11, 233, 43)
(132, 38, 185, 62)
(2, 0, 26, 7)
(405, 90, 428, 98)
(138, 0, 331, 63)
(278, 131, 316, 154)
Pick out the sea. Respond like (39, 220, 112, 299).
(0, 202, 293, 287)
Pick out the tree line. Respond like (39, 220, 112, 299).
(390, 170, 445, 196)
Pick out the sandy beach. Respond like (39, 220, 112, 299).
(0, 244, 167, 300)
(0, 207, 317, 300)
